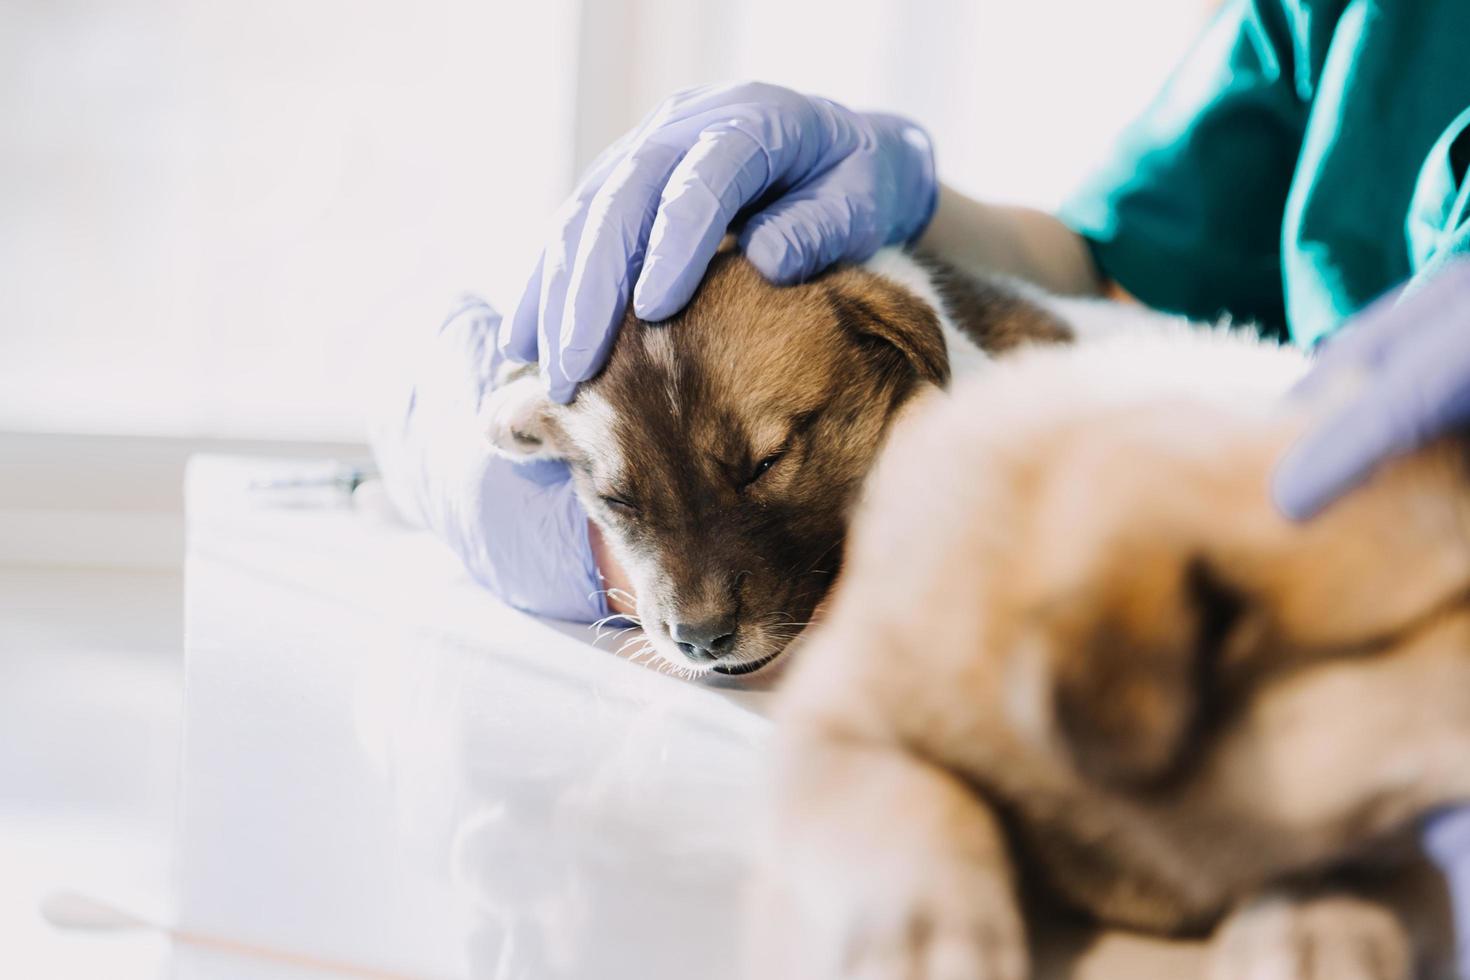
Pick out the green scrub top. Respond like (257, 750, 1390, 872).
(1058, 0, 1470, 346)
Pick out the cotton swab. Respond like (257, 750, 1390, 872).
(41, 890, 435, 980)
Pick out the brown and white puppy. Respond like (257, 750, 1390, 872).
(483, 247, 1067, 676)
(753, 329, 1470, 979)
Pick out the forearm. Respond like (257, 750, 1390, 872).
(919, 183, 1104, 297)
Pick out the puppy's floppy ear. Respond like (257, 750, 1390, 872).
(481, 367, 565, 462)
(825, 271, 950, 387)
(1048, 555, 1258, 790)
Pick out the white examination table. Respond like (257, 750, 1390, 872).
(176, 455, 1288, 979)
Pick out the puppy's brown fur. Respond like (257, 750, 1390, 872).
(486, 249, 1068, 675)
(755, 336, 1470, 979)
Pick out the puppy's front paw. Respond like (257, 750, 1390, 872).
(842, 860, 1028, 980)
(481, 370, 560, 462)
(753, 854, 1028, 980)
(1209, 891, 1411, 980)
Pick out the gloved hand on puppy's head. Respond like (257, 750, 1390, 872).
(370, 83, 936, 624)
(499, 81, 939, 403)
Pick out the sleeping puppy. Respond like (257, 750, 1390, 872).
(482, 246, 1067, 676)
(752, 328, 1470, 979)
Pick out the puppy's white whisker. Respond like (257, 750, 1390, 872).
(589, 612, 623, 641)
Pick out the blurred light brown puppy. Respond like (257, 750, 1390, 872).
(754, 330, 1470, 980)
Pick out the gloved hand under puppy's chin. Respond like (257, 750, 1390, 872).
(501, 80, 938, 403)
(368, 297, 609, 623)
(451, 453, 608, 622)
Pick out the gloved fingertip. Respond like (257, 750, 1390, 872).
(503, 272, 547, 364)
(498, 317, 533, 364)
(557, 343, 602, 386)
(1269, 416, 1386, 523)
(633, 265, 698, 322)
(547, 380, 577, 405)
(632, 281, 680, 322)
(631, 296, 675, 323)
(1267, 456, 1328, 522)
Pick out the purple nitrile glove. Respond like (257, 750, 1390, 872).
(368, 296, 608, 623)
(1425, 808, 1470, 979)
(1271, 260, 1470, 520)
(501, 80, 938, 403)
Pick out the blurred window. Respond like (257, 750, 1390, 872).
(1, 0, 1203, 443)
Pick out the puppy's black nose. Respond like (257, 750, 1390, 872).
(670, 618, 738, 661)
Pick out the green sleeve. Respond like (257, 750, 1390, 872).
(1407, 104, 1470, 284)
(1057, 0, 1310, 338)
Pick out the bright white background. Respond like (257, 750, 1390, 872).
(2, 0, 1210, 444)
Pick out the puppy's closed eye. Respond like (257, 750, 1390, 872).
(600, 494, 640, 517)
(740, 450, 786, 491)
